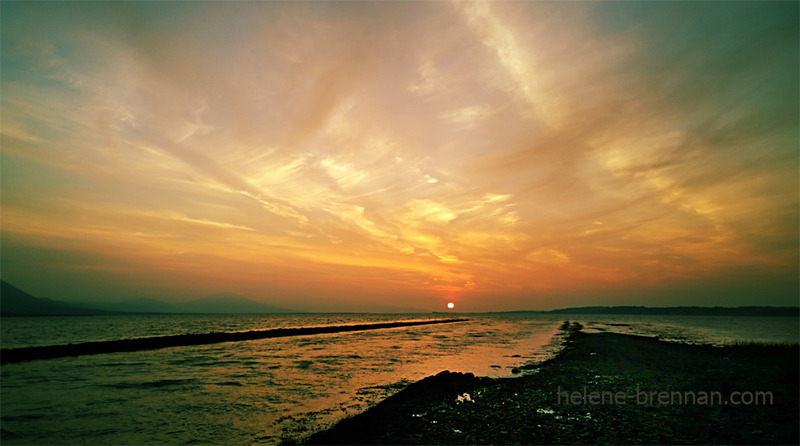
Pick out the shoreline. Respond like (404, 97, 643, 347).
(300, 325, 799, 445)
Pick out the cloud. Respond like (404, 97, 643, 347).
(1, 1, 796, 309)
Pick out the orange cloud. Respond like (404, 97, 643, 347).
(1, 1, 796, 310)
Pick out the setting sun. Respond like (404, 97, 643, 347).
(0, 2, 797, 444)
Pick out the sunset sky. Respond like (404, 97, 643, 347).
(1, 1, 797, 312)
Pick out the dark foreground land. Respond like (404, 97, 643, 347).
(303, 325, 799, 445)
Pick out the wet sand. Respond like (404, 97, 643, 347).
(302, 325, 799, 445)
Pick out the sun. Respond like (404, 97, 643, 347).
(447, 302, 455, 309)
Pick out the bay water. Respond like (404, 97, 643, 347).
(1, 313, 797, 444)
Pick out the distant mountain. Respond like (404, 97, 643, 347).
(78, 294, 293, 314)
(0, 280, 296, 316)
(180, 294, 292, 314)
(72, 298, 182, 314)
(0, 281, 112, 317)
(533, 306, 799, 317)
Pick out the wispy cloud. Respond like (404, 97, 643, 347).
(1, 1, 796, 310)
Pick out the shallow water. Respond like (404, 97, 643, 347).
(0, 313, 565, 444)
(1, 312, 797, 444)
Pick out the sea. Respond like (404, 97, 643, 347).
(1, 312, 798, 444)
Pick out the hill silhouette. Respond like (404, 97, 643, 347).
(0, 281, 111, 316)
(1, 281, 294, 316)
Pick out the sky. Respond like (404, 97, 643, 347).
(1, 1, 797, 312)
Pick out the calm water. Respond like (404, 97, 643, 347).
(1, 313, 797, 444)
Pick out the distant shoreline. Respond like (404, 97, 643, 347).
(3, 279, 798, 317)
(490, 306, 800, 317)
(303, 327, 799, 445)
